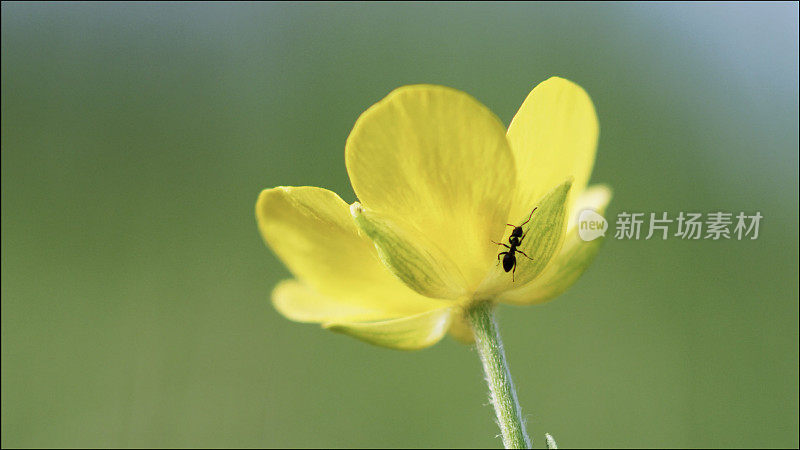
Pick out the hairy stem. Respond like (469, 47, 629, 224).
(467, 300, 531, 449)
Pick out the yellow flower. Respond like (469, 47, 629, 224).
(256, 77, 612, 350)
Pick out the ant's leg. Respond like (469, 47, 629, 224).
(491, 240, 511, 249)
(516, 249, 534, 260)
(512, 263, 516, 282)
(520, 222, 535, 243)
(496, 251, 507, 266)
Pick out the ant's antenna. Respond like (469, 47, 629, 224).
(519, 207, 538, 227)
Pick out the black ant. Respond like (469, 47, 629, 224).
(492, 207, 537, 281)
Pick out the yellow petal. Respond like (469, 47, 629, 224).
(506, 77, 599, 225)
(324, 307, 454, 350)
(345, 85, 516, 293)
(256, 187, 448, 319)
(478, 180, 572, 294)
(499, 185, 612, 305)
(272, 280, 400, 323)
(447, 310, 475, 344)
(566, 184, 613, 232)
(351, 203, 467, 299)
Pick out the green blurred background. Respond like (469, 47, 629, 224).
(2, 2, 798, 448)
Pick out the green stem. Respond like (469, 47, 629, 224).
(467, 300, 532, 449)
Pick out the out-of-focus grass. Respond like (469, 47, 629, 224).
(2, 3, 797, 448)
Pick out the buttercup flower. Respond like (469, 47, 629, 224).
(257, 77, 611, 350)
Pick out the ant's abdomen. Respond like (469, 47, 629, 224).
(502, 254, 515, 272)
